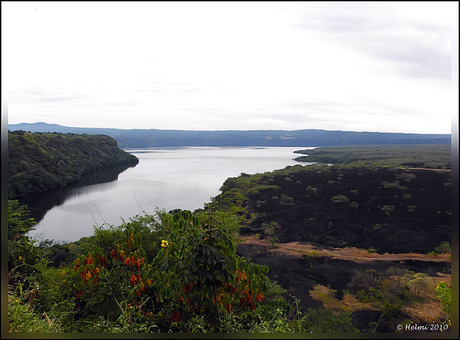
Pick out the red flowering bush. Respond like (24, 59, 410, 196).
(74, 210, 271, 332)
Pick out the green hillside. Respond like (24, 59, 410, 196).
(8, 131, 139, 198)
(294, 144, 451, 169)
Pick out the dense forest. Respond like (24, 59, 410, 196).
(9, 122, 451, 148)
(6, 143, 453, 335)
(293, 144, 451, 169)
(8, 131, 139, 199)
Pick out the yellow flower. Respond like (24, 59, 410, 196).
(161, 240, 169, 247)
(18, 256, 23, 261)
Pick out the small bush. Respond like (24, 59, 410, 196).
(280, 194, 294, 204)
(435, 242, 451, 254)
(8, 294, 62, 333)
(381, 205, 395, 216)
(331, 195, 350, 204)
(300, 308, 359, 333)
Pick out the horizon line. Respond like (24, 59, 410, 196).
(8, 122, 452, 136)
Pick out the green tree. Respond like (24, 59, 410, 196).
(435, 281, 451, 317)
(407, 273, 432, 297)
(7, 200, 42, 277)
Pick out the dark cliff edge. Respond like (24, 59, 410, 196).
(8, 130, 139, 199)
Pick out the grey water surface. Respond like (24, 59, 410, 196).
(26, 146, 315, 243)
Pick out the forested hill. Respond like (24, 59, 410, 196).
(9, 122, 451, 148)
(8, 131, 139, 199)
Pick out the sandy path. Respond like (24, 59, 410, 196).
(238, 235, 451, 263)
(398, 167, 451, 172)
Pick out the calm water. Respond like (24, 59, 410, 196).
(26, 146, 315, 243)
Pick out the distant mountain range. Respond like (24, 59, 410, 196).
(8, 122, 451, 148)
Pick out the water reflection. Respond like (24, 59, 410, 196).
(19, 162, 136, 223)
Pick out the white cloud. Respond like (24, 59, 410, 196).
(2, 1, 457, 133)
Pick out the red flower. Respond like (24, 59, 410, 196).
(171, 309, 181, 323)
(255, 292, 264, 302)
(130, 274, 137, 285)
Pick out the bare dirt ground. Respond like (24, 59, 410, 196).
(237, 235, 452, 330)
(399, 167, 451, 172)
(238, 235, 451, 263)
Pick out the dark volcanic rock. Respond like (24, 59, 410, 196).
(241, 166, 451, 254)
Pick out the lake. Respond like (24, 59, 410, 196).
(25, 146, 315, 243)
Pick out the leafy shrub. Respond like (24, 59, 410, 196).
(73, 210, 271, 332)
(280, 194, 294, 204)
(305, 186, 318, 195)
(407, 273, 433, 297)
(306, 250, 321, 258)
(381, 205, 395, 216)
(435, 282, 451, 317)
(331, 195, 350, 204)
(381, 181, 408, 190)
(8, 294, 63, 333)
(300, 308, 358, 333)
(8, 200, 40, 271)
(434, 242, 451, 254)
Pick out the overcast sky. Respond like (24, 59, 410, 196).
(2, 2, 458, 133)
